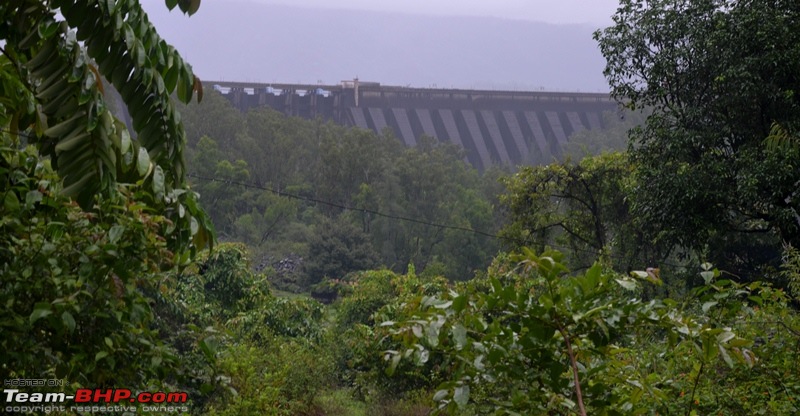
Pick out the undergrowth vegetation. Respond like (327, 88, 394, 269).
(162, 244, 800, 415)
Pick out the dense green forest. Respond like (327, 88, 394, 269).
(2, 0, 800, 415)
(175, 89, 505, 292)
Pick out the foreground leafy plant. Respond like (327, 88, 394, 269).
(0, 136, 180, 387)
(1, 0, 213, 257)
(0, 0, 215, 399)
(381, 249, 765, 415)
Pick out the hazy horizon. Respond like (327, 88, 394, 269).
(140, 0, 618, 92)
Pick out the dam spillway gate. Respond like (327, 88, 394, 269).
(210, 80, 619, 170)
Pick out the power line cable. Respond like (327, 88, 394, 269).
(2, 126, 689, 268)
(185, 173, 691, 268)
(2, 127, 517, 243)
(187, 173, 504, 240)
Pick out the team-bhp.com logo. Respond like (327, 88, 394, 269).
(4, 388, 190, 413)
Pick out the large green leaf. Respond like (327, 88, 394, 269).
(453, 385, 470, 408)
(29, 303, 53, 325)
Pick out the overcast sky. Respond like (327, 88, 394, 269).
(230, 0, 620, 24)
(139, 0, 621, 91)
(143, 0, 621, 25)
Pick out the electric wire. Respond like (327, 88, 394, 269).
(184, 173, 690, 269)
(2, 126, 690, 269)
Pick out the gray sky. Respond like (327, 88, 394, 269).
(230, 0, 620, 24)
(142, 0, 621, 25)
(139, 0, 621, 91)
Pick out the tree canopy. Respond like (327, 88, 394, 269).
(1, 0, 212, 388)
(1, 0, 212, 253)
(596, 0, 800, 268)
(178, 96, 501, 285)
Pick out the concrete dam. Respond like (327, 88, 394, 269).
(210, 80, 619, 170)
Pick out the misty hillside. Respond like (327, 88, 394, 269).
(147, 2, 610, 91)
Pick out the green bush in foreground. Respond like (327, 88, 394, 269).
(380, 249, 800, 415)
(1, 136, 182, 388)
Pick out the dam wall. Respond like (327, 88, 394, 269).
(210, 80, 618, 169)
